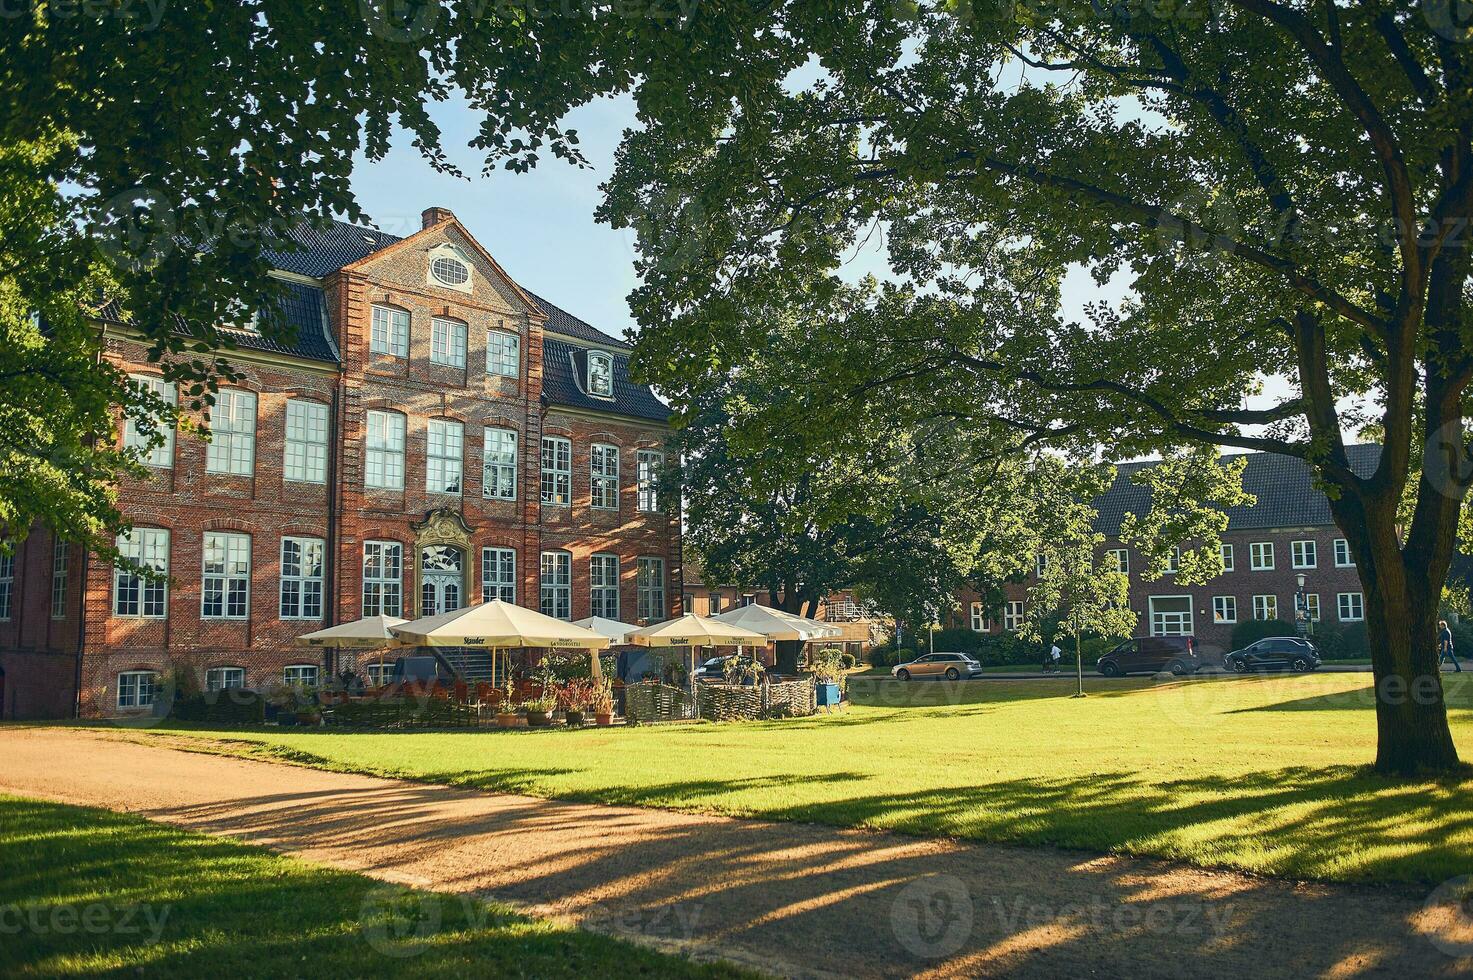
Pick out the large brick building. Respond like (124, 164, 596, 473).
(956, 447, 1379, 655)
(0, 208, 680, 718)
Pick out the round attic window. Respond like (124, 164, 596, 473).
(430, 254, 470, 287)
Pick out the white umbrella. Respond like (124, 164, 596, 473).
(573, 616, 640, 646)
(296, 614, 407, 648)
(392, 599, 610, 649)
(713, 604, 842, 642)
(627, 613, 767, 648)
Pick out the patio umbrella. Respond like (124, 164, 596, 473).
(713, 604, 842, 642)
(393, 600, 610, 699)
(627, 614, 767, 708)
(295, 614, 407, 647)
(391, 600, 610, 649)
(572, 616, 639, 681)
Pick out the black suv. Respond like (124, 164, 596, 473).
(1096, 636, 1201, 676)
(1224, 637, 1321, 673)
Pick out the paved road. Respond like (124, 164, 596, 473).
(1, 728, 1464, 979)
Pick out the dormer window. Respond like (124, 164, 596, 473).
(427, 244, 472, 292)
(588, 351, 613, 397)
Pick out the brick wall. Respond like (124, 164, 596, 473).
(5, 216, 679, 718)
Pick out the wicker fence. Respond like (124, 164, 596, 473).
(623, 682, 698, 724)
(697, 677, 816, 722)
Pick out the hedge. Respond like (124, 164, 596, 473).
(171, 690, 267, 724)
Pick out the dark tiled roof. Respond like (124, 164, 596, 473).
(1094, 444, 1383, 535)
(524, 290, 631, 350)
(541, 337, 670, 423)
(261, 219, 405, 278)
(95, 278, 337, 364)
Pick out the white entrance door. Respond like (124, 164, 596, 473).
(420, 546, 464, 616)
(1149, 596, 1194, 636)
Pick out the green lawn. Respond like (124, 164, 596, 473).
(0, 795, 751, 978)
(129, 672, 1473, 888)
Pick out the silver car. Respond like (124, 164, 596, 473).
(892, 652, 983, 681)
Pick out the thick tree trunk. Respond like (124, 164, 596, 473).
(1333, 491, 1461, 775)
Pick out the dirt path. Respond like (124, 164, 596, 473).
(0, 728, 1464, 978)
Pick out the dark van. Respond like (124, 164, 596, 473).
(1096, 636, 1201, 676)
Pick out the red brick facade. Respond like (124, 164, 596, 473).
(0, 211, 680, 718)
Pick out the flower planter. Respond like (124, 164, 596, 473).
(565, 709, 585, 728)
(815, 682, 842, 706)
(495, 712, 520, 729)
(551, 710, 566, 724)
(278, 711, 299, 727)
(595, 711, 614, 727)
(526, 710, 552, 728)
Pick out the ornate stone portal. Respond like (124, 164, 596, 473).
(410, 508, 474, 616)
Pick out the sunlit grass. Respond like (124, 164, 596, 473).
(128, 672, 1473, 887)
(0, 795, 753, 979)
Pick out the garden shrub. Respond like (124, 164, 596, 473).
(171, 690, 267, 724)
(1230, 618, 1298, 648)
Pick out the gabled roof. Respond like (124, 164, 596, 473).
(95, 278, 336, 364)
(261, 219, 404, 278)
(525, 290, 631, 350)
(1093, 444, 1383, 535)
(541, 337, 670, 422)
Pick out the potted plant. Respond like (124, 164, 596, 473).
(589, 677, 615, 726)
(563, 678, 594, 727)
(808, 647, 845, 707)
(523, 693, 556, 727)
(494, 676, 520, 728)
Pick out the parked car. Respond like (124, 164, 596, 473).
(1224, 636, 1321, 672)
(695, 656, 734, 682)
(387, 654, 459, 685)
(892, 652, 983, 681)
(1096, 636, 1201, 677)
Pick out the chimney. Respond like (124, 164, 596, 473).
(421, 207, 455, 229)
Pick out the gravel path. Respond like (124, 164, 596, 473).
(0, 728, 1464, 978)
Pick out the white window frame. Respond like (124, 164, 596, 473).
(430, 316, 468, 368)
(487, 329, 520, 378)
(279, 536, 325, 621)
(1249, 541, 1274, 571)
(1003, 601, 1025, 631)
(541, 436, 571, 506)
(284, 399, 329, 483)
(1035, 554, 1048, 578)
(970, 602, 991, 632)
(370, 304, 410, 357)
(588, 351, 613, 397)
(117, 670, 159, 709)
(365, 410, 406, 489)
(481, 547, 516, 604)
(1333, 538, 1354, 568)
(1148, 595, 1194, 636)
(591, 443, 620, 510)
(1338, 592, 1365, 622)
(426, 419, 464, 495)
(482, 427, 517, 501)
(1164, 546, 1181, 574)
(205, 666, 245, 692)
(114, 528, 169, 619)
(206, 389, 257, 476)
(540, 550, 572, 620)
(637, 450, 663, 513)
(51, 539, 68, 619)
(1107, 549, 1129, 575)
(202, 532, 251, 620)
(591, 553, 620, 619)
(1291, 539, 1318, 569)
(125, 374, 175, 468)
(0, 550, 12, 622)
(1303, 592, 1321, 622)
(429, 251, 471, 289)
(1212, 596, 1237, 624)
(637, 556, 666, 622)
(362, 541, 403, 618)
(1252, 594, 1279, 621)
(283, 664, 320, 687)
(1220, 543, 1235, 572)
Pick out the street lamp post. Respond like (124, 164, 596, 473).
(1295, 572, 1309, 637)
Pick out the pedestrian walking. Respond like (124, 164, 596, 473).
(1440, 620, 1462, 673)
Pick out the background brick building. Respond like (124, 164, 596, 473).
(0, 208, 680, 718)
(955, 447, 1379, 656)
